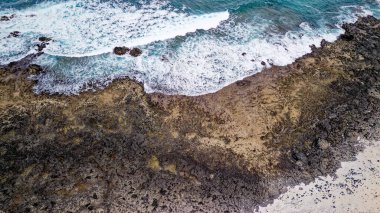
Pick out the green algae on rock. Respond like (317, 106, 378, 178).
(1, 16, 380, 212)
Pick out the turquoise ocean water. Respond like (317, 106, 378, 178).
(1, 0, 380, 95)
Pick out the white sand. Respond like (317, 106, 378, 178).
(257, 138, 380, 213)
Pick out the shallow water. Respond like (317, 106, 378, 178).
(1, 0, 380, 95)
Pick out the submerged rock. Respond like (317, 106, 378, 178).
(0, 15, 14, 21)
(113, 46, 130, 55)
(9, 31, 20, 38)
(160, 55, 169, 62)
(340, 34, 355, 41)
(310, 44, 317, 52)
(35, 37, 52, 52)
(36, 43, 47, 52)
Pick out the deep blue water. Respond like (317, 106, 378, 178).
(1, 0, 380, 95)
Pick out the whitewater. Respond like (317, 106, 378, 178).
(1, 0, 380, 95)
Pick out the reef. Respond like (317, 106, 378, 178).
(1, 16, 380, 212)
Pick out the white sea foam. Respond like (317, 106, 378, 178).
(0, 0, 229, 62)
(1, 1, 378, 96)
(32, 20, 339, 95)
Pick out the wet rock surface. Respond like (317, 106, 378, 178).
(38, 37, 52, 42)
(113, 46, 130, 55)
(1, 16, 380, 212)
(113, 47, 142, 57)
(34, 37, 53, 52)
(0, 14, 14, 21)
(129, 48, 142, 57)
(8, 31, 20, 38)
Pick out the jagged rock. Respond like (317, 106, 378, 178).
(1, 16, 10, 21)
(160, 55, 169, 62)
(129, 48, 142, 57)
(38, 37, 52, 42)
(267, 59, 274, 65)
(113, 46, 130, 55)
(9, 31, 20, 37)
(36, 43, 47, 52)
(0, 16, 380, 212)
(1, 14, 15, 21)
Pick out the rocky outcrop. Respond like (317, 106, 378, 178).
(35, 37, 52, 52)
(113, 47, 142, 57)
(0, 14, 15, 21)
(8, 31, 20, 38)
(38, 37, 52, 42)
(0, 16, 380, 212)
(129, 47, 142, 57)
(113, 46, 130, 55)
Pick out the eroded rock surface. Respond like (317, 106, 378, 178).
(1, 16, 380, 212)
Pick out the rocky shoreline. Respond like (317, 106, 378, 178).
(1, 16, 380, 212)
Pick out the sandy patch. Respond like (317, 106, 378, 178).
(258, 138, 380, 212)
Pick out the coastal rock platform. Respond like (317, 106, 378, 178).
(1, 16, 380, 212)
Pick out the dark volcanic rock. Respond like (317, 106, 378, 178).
(38, 37, 52, 42)
(113, 46, 130, 55)
(1, 16, 380, 212)
(339, 34, 354, 41)
(320, 39, 329, 47)
(35, 37, 52, 52)
(26, 64, 43, 75)
(36, 43, 47, 52)
(1, 14, 15, 21)
(310, 44, 317, 51)
(9, 31, 20, 38)
(129, 47, 142, 57)
(1, 15, 14, 21)
(1, 16, 10, 21)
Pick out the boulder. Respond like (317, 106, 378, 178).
(129, 48, 142, 57)
(39, 37, 52, 42)
(0, 16, 10, 21)
(37, 43, 47, 52)
(27, 64, 43, 75)
(309, 44, 317, 52)
(113, 46, 130, 55)
(1, 14, 15, 21)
